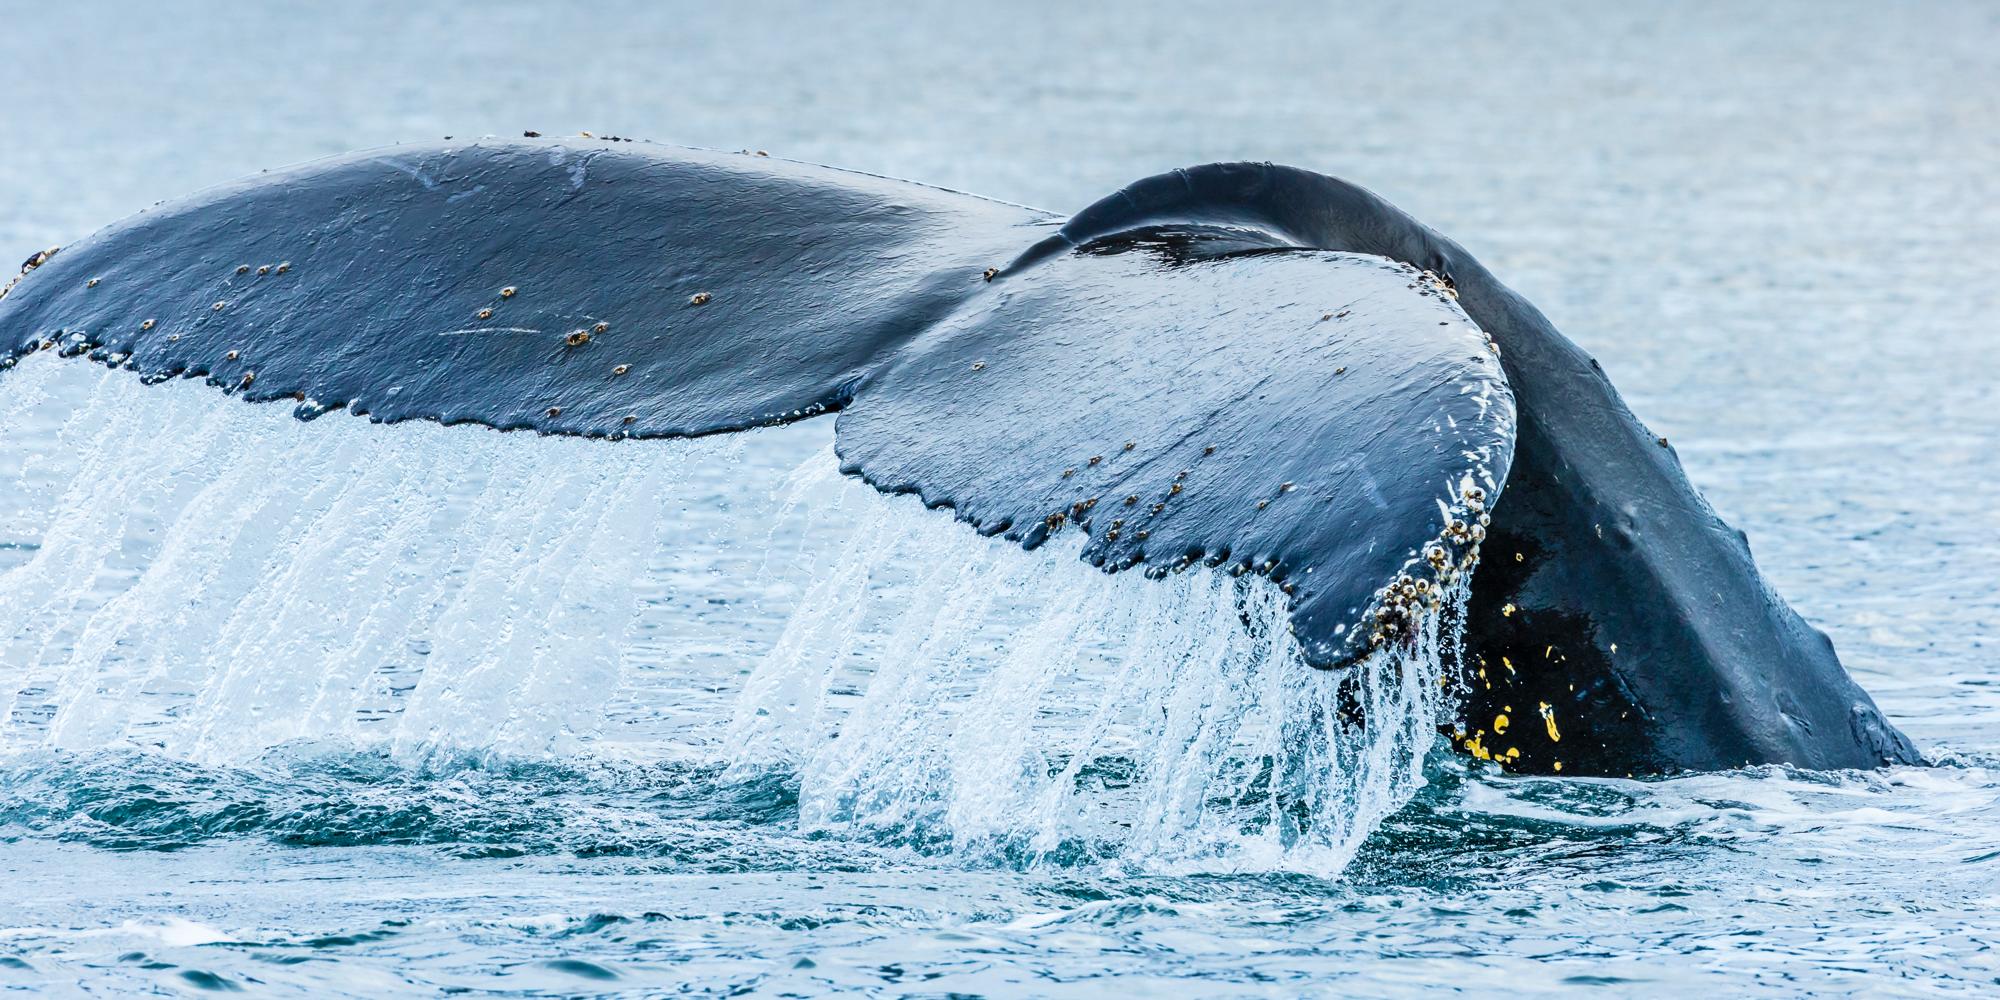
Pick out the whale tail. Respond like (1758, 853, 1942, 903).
(0, 139, 1918, 775)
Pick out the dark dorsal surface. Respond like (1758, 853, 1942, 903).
(0, 140, 1048, 435)
(0, 139, 1510, 676)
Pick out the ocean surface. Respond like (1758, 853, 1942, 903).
(2, 2, 1997, 995)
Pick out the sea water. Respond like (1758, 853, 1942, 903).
(2, 1, 1997, 995)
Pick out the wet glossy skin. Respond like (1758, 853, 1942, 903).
(0, 145, 1915, 776)
(0, 140, 1510, 685)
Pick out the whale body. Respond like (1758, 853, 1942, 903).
(0, 138, 1919, 775)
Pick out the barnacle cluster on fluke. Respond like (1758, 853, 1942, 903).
(0, 138, 1919, 776)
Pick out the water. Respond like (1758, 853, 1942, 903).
(1, 1, 1996, 995)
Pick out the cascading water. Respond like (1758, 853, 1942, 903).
(728, 461, 1457, 872)
(0, 353, 1461, 874)
(0, 356, 700, 764)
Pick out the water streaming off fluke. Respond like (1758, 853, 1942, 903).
(729, 465, 1454, 872)
(0, 356, 710, 763)
(0, 354, 1458, 873)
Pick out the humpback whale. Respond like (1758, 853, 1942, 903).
(0, 138, 1919, 777)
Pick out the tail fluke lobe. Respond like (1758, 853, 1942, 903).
(0, 140, 1046, 435)
(838, 235, 1513, 669)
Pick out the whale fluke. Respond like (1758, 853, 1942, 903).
(0, 139, 1918, 775)
(0, 141, 1509, 672)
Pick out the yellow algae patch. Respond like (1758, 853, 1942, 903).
(1539, 701, 1561, 742)
(1493, 713, 1510, 734)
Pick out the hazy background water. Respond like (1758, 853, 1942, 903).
(2, 1, 1998, 996)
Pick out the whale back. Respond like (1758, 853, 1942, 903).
(1044, 162, 1919, 772)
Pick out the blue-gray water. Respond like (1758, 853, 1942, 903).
(2, 2, 1997, 996)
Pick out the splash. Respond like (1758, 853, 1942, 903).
(1, 355, 1460, 874)
(0, 356, 702, 764)
(728, 461, 1455, 872)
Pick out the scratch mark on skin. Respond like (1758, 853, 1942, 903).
(374, 157, 439, 190)
(437, 326, 544, 337)
(1356, 464, 1390, 511)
